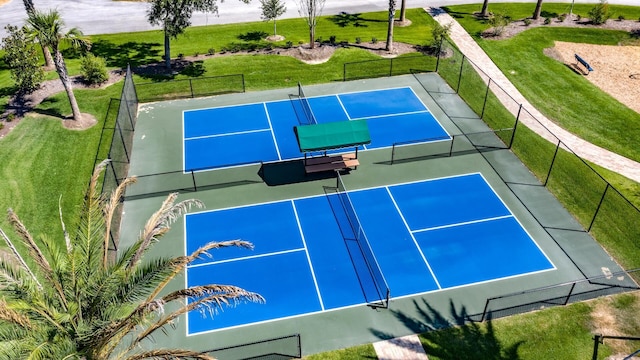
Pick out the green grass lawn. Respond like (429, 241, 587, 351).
(443, 4, 640, 164)
(2, 4, 640, 360)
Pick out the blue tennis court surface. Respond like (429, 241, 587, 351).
(182, 87, 450, 171)
(184, 173, 555, 335)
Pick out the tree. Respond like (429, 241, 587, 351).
(21, 0, 54, 68)
(385, 0, 396, 51)
(296, 0, 326, 49)
(2, 25, 44, 94)
(532, 0, 543, 20)
(398, 0, 407, 22)
(260, 0, 287, 38)
(588, 0, 610, 25)
(0, 160, 264, 359)
(480, 0, 490, 17)
(148, 0, 250, 70)
(26, 10, 90, 122)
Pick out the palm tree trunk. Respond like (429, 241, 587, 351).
(532, 0, 543, 19)
(399, 0, 407, 22)
(22, 0, 54, 68)
(385, 0, 396, 51)
(42, 46, 54, 68)
(164, 31, 171, 70)
(53, 48, 82, 121)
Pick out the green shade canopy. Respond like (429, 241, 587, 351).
(294, 120, 371, 152)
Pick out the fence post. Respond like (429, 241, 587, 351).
(592, 334, 603, 360)
(449, 135, 455, 156)
(191, 170, 197, 192)
(588, 183, 610, 232)
(508, 105, 522, 149)
(480, 298, 491, 322)
(241, 74, 246, 92)
(564, 282, 576, 305)
(391, 144, 396, 165)
(435, 38, 444, 72)
(456, 55, 465, 93)
(543, 140, 561, 186)
(481, 78, 491, 119)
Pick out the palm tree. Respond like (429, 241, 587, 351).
(26, 9, 89, 121)
(0, 160, 263, 359)
(20, 0, 54, 68)
(385, 0, 396, 51)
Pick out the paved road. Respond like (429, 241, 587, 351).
(1, 0, 637, 38)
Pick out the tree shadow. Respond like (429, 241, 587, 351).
(440, 6, 474, 19)
(237, 30, 269, 41)
(90, 39, 162, 68)
(371, 299, 523, 359)
(329, 12, 368, 27)
(540, 10, 560, 19)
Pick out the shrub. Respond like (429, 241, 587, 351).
(80, 53, 108, 85)
(285, 41, 293, 48)
(558, 13, 567, 22)
(523, 18, 532, 26)
(355, 37, 361, 44)
(7, 113, 15, 122)
(371, 37, 378, 44)
(588, 0, 610, 25)
(0, 122, 4, 130)
(618, 15, 625, 21)
(577, 14, 582, 21)
(544, 17, 552, 25)
(316, 36, 322, 44)
(207, 48, 215, 55)
(329, 35, 336, 45)
(487, 12, 510, 36)
(431, 22, 452, 45)
(178, 53, 184, 59)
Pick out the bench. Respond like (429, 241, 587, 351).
(575, 54, 593, 74)
(304, 153, 359, 174)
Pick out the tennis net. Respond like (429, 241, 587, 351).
(297, 82, 318, 125)
(336, 173, 390, 308)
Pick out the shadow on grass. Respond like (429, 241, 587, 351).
(238, 30, 269, 41)
(90, 39, 162, 68)
(540, 10, 560, 19)
(330, 12, 368, 27)
(440, 6, 475, 19)
(371, 299, 523, 359)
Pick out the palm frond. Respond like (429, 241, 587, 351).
(131, 284, 264, 348)
(58, 195, 71, 253)
(127, 194, 204, 270)
(124, 348, 216, 360)
(6, 209, 52, 287)
(0, 228, 39, 288)
(103, 175, 137, 268)
(0, 299, 32, 329)
(145, 240, 252, 302)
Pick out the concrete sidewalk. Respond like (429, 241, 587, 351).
(426, 7, 640, 184)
